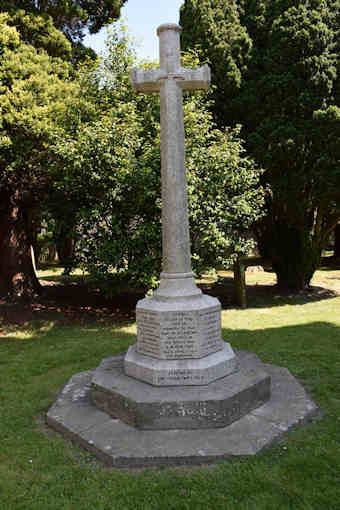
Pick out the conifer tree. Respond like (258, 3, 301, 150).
(0, 12, 88, 298)
(181, 0, 340, 290)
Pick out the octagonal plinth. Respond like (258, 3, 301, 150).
(136, 293, 223, 360)
(91, 352, 270, 430)
(46, 350, 320, 468)
(125, 342, 237, 386)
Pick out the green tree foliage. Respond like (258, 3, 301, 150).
(0, 0, 126, 62)
(0, 0, 127, 41)
(0, 11, 89, 298)
(180, 0, 252, 123)
(53, 28, 265, 293)
(2, 7, 72, 58)
(180, 0, 340, 290)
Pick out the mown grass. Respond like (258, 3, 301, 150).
(0, 269, 340, 509)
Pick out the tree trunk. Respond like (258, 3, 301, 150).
(55, 221, 76, 275)
(56, 236, 74, 264)
(29, 214, 42, 266)
(0, 196, 42, 300)
(233, 256, 247, 308)
(334, 224, 340, 259)
(257, 219, 321, 292)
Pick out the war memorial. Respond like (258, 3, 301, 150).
(47, 24, 318, 467)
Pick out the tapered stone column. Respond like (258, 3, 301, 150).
(124, 24, 237, 386)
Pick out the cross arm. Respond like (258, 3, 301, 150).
(179, 64, 211, 91)
(130, 68, 164, 93)
(131, 64, 211, 93)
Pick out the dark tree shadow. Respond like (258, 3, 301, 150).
(0, 282, 143, 327)
(1, 266, 340, 328)
(201, 275, 339, 309)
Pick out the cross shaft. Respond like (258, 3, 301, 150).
(131, 24, 210, 295)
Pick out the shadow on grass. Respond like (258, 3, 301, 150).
(1, 283, 338, 330)
(203, 275, 339, 309)
(2, 318, 339, 385)
(0, 282, 144, 328)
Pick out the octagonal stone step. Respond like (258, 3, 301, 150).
(90, 352, 270, 430)
(46, 350, 319, 468)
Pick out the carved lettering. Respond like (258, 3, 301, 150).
(137, 310, 161, 357)
(160, 311, 198, 358)
(157, 370, 206, 384)
(137, 307, 222, 360)
(199, 308, 221, 355)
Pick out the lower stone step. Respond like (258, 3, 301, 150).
(46, 350, 319, 468)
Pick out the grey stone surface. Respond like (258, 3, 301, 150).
(124, 342, 237, 387)
(129, 24, 236, 385)
(46, 350, 320, 468)
(131, 24, 210, 277)
(92, 352, 269, 429)
(136, 294, 223, 360)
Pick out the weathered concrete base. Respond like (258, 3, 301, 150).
(92, 353, 269, 429)
(46, 350, 319, 468)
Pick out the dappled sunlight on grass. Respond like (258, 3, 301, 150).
(116, 323, 137, 335)
(37, 265, 89, 285)
(311, 268, 340, 290)
(198, 269, 277, 287)
(37, 265, 87, 278)
(0, 320, 56, 340)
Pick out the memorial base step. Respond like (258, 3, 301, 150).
(90, 350, 270, 430)
(46, 350, 319, 468)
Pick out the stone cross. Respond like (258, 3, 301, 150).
(125, 24, 237, 386)
(131, 24, 210, 296)
(47, 25, 275, 461)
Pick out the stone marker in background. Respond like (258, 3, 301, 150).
(125, 23, 237, 386)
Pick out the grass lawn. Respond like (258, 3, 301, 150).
(0, 268, 340, 509)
